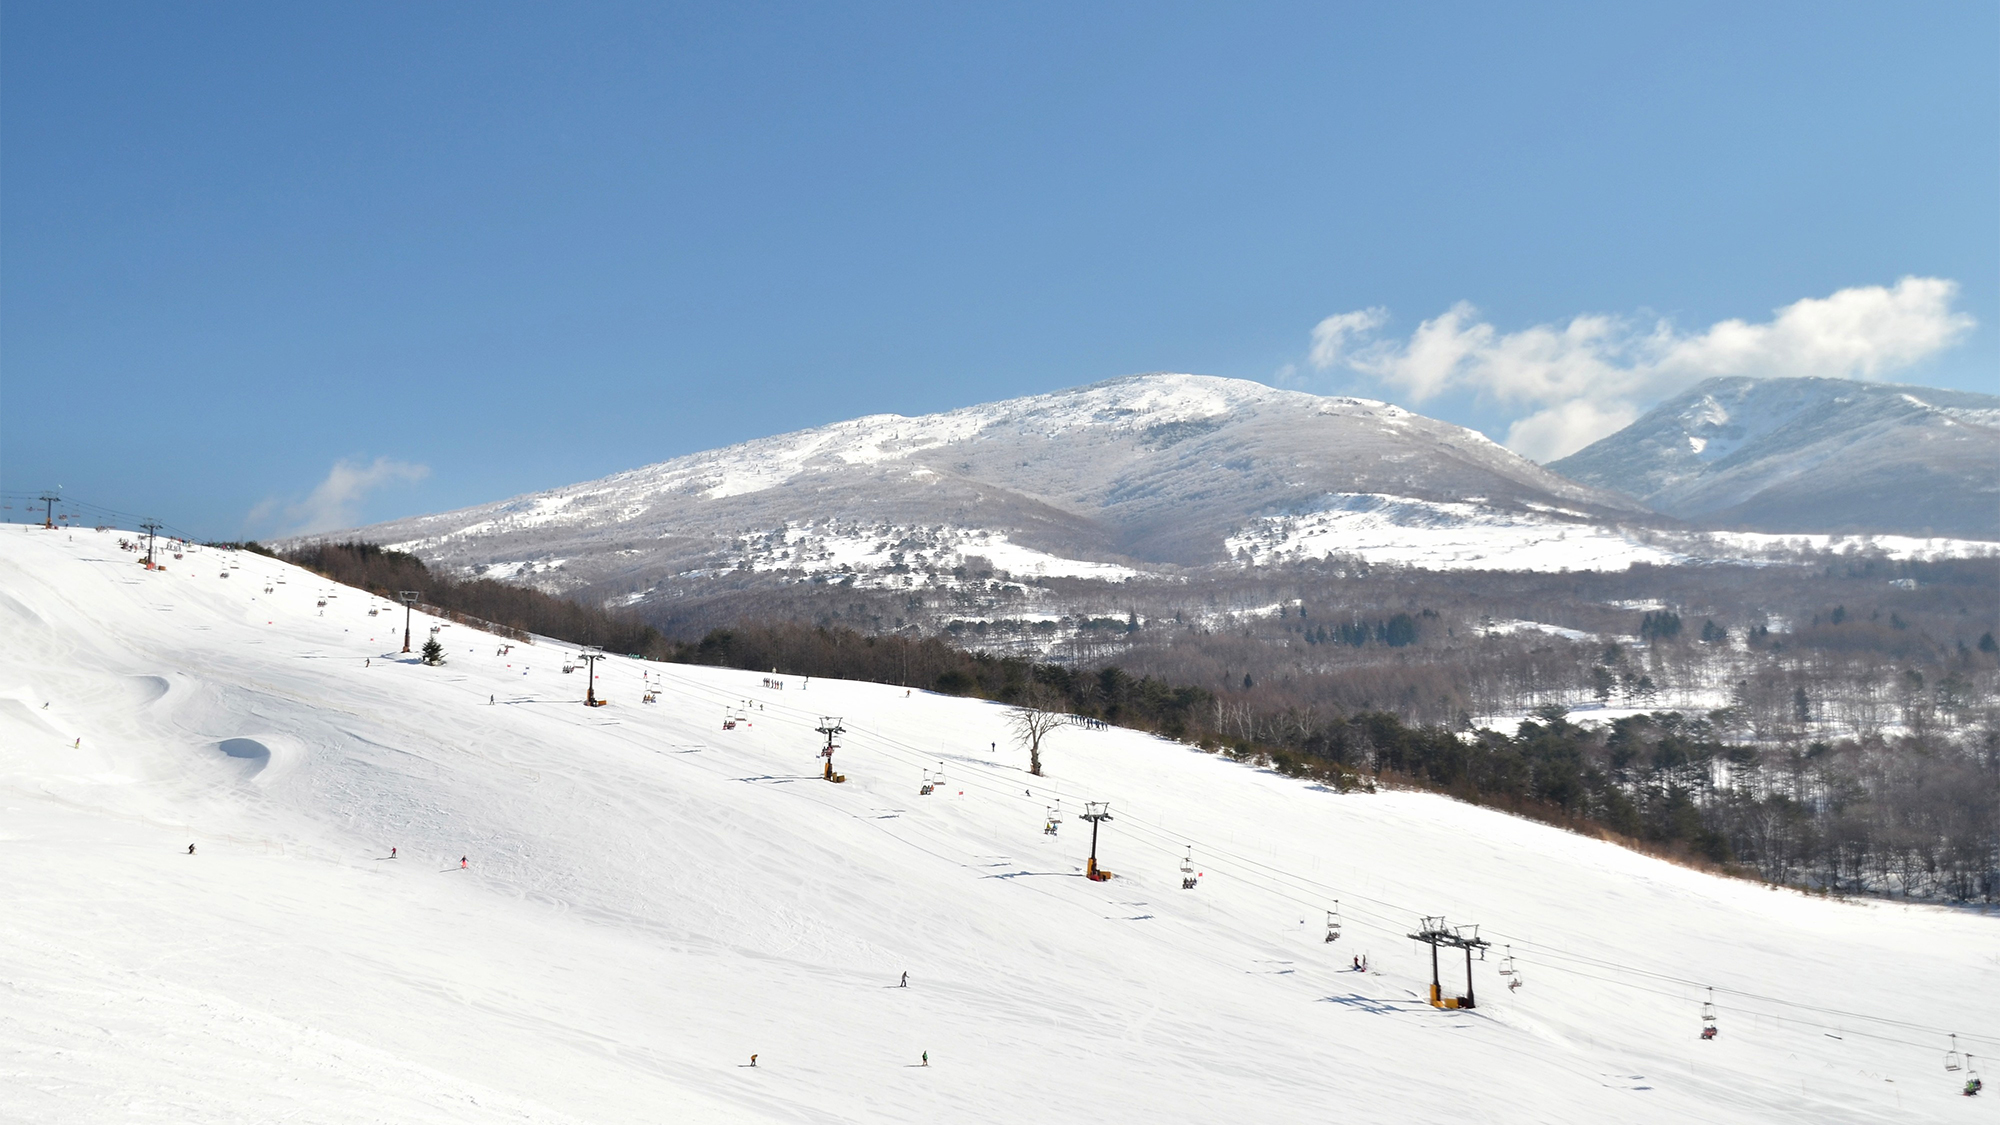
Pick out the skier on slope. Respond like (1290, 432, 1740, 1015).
(187, 844, 195, 855)
(900, 971, 908, 988)
(390, 847, 397, 859)
(461, 856, 468, 869)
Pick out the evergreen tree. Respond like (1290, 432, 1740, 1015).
(421, 637, 445, 665)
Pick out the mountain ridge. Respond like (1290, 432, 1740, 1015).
(318, 374, 1653, 598)
(1547, 376, 2000, 538)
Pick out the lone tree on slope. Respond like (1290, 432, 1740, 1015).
(420, 637, 446, 666)
(1009, 689, 1063, 777)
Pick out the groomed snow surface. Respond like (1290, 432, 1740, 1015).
(2, 524, 1992, 1124)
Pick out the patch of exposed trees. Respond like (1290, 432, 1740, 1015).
(280, 540, 672, 656)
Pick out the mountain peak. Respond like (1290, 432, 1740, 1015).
(1549, 376, 2000, 537)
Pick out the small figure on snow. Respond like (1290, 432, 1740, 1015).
(365, 659, 370, 668)
(390, 847, 397, 859)
(900, 971, 908, 988)
(921, 1051, 929, 1067)
(490, 695, 495, 705)
(750, 1054, 758, 1067)
(460, 856, 468, 869)
(187, 843, 195, 855)
(1353, 956, 1361, 971)
(74, 738, 80, 748)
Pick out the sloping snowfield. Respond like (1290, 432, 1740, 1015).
(2, 524, 1993, 1124)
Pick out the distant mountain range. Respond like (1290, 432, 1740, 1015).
(1548, 377, 2000, 539)
(312, 374, 1998, 606)
(318, 375, 1658, 601)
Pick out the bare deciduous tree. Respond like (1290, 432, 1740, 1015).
(1010, 690, 1063, 776)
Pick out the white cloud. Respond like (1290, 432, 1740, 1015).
(1307, 307, 1388, 371)
(1308, 277, 1976, 461)
(253, 457, 430, 536)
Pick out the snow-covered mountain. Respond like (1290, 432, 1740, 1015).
(323, 374, 1654, 598)
(5, 523, 1991, 1123)
(1548, 377, 2000, 538)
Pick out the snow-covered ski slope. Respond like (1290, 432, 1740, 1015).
(2, 525, 1992, 1125)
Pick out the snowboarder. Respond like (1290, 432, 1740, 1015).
(900, 971, 908, 988)
(489, 694, 495, 704)
(187, 844, 195, 855)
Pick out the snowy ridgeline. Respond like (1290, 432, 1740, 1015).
(1, 523, 1992, 1124)
(1223, 494, 2000, 572)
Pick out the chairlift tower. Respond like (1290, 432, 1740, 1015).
(140, 521, 162, 569)
(38, 491, 59, 530)
(1080, 801, 1113, 881)
(580, 650, 607, 706)
(1408, 916, 1490, 1009)
(815, 717, 845, 781)
(398, 591, 421, 653)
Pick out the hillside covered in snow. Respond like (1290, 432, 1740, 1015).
(4, 523, 1994, 1124)
(1548, 377, 2000, 539)
(321, 374, 1657, 602)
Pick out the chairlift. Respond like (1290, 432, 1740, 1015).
(1324, 902, 1343, 943)
(1499, 945, 1522, 990)
(1700, 987, 1718, 1040)
(1947, 1034, 1964, 1071)
(919, 769, 935, 796)
(316, 598, 327, 608)
(1180, 847, 1198, 890)
(1043, 800, 1062, 835)
(1963, 1054, 1981, 1097)
(642, 690, 658, 704)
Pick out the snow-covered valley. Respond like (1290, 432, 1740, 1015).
(3, 523, 1994, 1124)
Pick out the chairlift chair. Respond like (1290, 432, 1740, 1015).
(919, 769, 935, 796)
(1947, 1034, 1964, 1072)
(1044, 800, 1061, 836)
(1180, 847, 1197, 890)
(1700, 987, 1718, 1040)
(1325, 902, 1342, 943)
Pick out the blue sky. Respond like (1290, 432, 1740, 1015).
(3, 2, 1994, 538)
